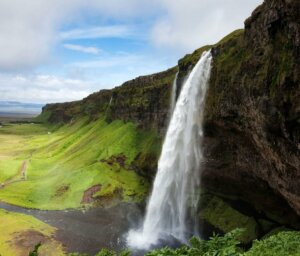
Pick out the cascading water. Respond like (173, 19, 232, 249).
(127, 51, 212, 250)
(170, 71, 178, 113)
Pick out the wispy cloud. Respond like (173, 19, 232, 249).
(65, 51, 176, 87)
(63, 43, 100, 54)
(69, 53, 141, 69)
(60, 25, 133, 40)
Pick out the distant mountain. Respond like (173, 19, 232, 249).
(0, 101, 44, 115)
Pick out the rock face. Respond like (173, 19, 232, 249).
(201, 0, 300, 227)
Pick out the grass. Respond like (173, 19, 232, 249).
(0, 118, 159, 210)
(0, 209, 64, 256)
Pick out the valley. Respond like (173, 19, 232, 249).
(0, 120, 157, 210)
(0, 120, 158, 255)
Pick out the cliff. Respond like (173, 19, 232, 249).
(201, 0, 300, 228)
(41, 67, 177, 135)
(39, 0, 300, 232)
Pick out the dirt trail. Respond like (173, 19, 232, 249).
(0, 160, 28, 188)
(20, 160, 27, 180)
(0, 149, 35, 188)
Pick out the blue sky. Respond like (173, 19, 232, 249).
(0, 0, 262, 104)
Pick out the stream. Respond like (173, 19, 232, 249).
(0, 201, 143, 255)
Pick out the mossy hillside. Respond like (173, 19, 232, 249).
(0, 119, 159, 210)
(0, 209, 64, 256)
(200, 195, 259, 243)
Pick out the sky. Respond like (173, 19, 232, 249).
(0, 0, 263, 104)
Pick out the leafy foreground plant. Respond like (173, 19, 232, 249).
(245, 231, 300, 256)
(66, 229, 243, 256)
(28, 229, 300, 256)
(147, 228, 243, 256)
(68, 249, 131, 256)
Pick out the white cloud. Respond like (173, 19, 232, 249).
(151, 0, 263, 52)
(0, 0, 263, 71)
(63, 44, 100, 54)
(0, 0, 157, 71)
(69, 53, 141, 69)
(0, 73, 91, 103)
(0, 0, 265, 104)
(0, 0, 84, 71)
(86, 0, 158, 19)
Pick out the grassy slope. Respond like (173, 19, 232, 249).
(0, 209, 64, 256)
(0, 119, 159, 210)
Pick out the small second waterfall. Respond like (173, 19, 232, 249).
(170, 71, 178, 113)
(127, 51, 212, 250)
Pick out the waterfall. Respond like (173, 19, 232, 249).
(170, 71, 178, 113)
(127, 51, 212, 250)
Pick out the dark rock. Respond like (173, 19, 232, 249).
(202, 0, 300, 227)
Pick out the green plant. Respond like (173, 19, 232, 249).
(146, 229, 244, 256)
(68, 249, 131, 256)
(244, 231, 300, 256)
(95, 249, 116, 256)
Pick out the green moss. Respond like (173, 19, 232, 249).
(269, 32, 294, 96)
(200, 195, 258, 243)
